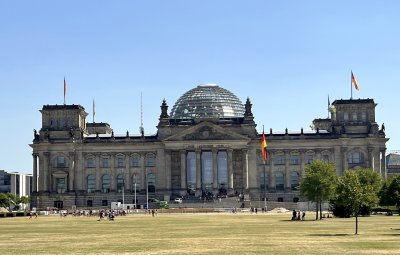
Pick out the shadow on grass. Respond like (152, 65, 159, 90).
(309, 234, 351, 237)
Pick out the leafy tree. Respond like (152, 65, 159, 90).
(379, 174, 400, 208)
(299, 160, 337, 220)
(334, 170, 379, 234)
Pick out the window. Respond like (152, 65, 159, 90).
(306, 153, 314, 164)
(87, 200, 93, 207)
(322, 154, 330, 162)
(131, 155, 140, 167)
(260, 171, 268, 191)
(201, 151, 213, 190)
(101, 158, 109, 168)
(349, 151, 363, 164)
(290, 154, 300, 165)
(291, 171, 299, 191)
(352, 112, 358, 121)
(102, 200, 108, 206)
(87, 158, 94, 168)
(87, 175, 95, 193)
(145, 154, 156, 167)
(54, 156, 68, 168)
(116, 157, 125, 168)
(343, 112, 349, 121)
(217, 151, 228, 189)
(275, 154, 285, 165)
(147, 173, 155, 193)
(56, 178, 66, 193)
(293, 197, 299, 203)
(275, 172, 284, 192)
(102, 175, 110, 193)
(132, 174, 141, 192)
(361, 112, 367, 121)
(277, 197, 284, 202)
(117, 175, 124, 193)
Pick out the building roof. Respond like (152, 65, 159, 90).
(42, 104, 85, 110)
(332, 98, 375, 105)
(169, 84, 245, 119)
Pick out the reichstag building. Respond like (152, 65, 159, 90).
(30, 84, 388, 209)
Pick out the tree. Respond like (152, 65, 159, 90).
(334, 170, 379, 234)
(379, 175, 400, 209)
(299, 160, 337, 220)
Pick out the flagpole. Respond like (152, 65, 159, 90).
(263, 125, 267, 211)
(93, 99, 95, 123)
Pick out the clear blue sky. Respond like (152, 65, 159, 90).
(1, 1, 399, 174)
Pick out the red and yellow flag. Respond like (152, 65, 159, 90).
(64, 77, 67, 104)
(261, 130, 267, 161)
(351, 71, 359, 91)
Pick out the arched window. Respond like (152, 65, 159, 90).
(322, 151, 330, 162)
(147, 173, 155, 193)
(291, 171, 300, 191)
(87, 175, 95, 193)
(260, 171, 268, 191)
(275, 153, 285, 165)
(54, 156, 68, 168)
(275, 172, 284, 192)
(117, 175, 124, 193)
(87, 158, 95, 168)
(131, 154, 140, 167)
(132, 174, 141, 191)
(290, 153, 300, 165)
(306, 151, 314, 164)
(102, 175, 110, 193)
(145, 154, 156, 167)
(348, 150, 364, 164)
(116, 154, 125, 168)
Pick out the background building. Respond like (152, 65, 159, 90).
(30, 84, 388, 209)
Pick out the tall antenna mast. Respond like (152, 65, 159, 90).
(140, 92, 144, 137)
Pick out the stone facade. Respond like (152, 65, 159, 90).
(30, 86, 388, 209)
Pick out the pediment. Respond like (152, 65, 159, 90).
(163, 121, 250, 142)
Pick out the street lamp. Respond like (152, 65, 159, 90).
(146, 168, 148, 210)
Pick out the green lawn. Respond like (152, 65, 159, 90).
(1, 212, 400, 255)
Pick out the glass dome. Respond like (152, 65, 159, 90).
(170, 84, 245, 119)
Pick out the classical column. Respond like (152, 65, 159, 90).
(227, 149, 233, 190)
(110, 154, 115, 191)
(212, 149, 218, 190)
(368, 147, 375, 170)
(180, 150, 187, 190)
(196, 150, 201, 189)
(269, 151, 275, 192)
(285, 150, 290, 192)
(32, 153, 38, 192)
(165, 150, 172, 190)
(95, 153, 101, 191)
(242, 149, 248, 190)
(140, 154, 145, 192)
(43, 152, 50, 192)
(341, 147, 348, 174)
(69, 152, 75, 191)
(300, 150, 306, 177)
(381, 149, 387, 180)
(125, 154, 130, 192)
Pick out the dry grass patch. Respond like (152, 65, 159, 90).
(1, 213, 400, 254)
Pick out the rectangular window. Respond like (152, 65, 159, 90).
(102, 200, 108, 206)
(131, 157, 140, 167)
(361, 112, 367, 121)
(87, 158, 94, 168)
(102, 158, 109, 168)
(322, 154, 330, 162)
(343, 112, 349, 121)
(306, 155, 313, 164)
(146, 157, 156, 167)
(117, 157, 124, 168)
(290, 155, 300, 165)
(275, 155, 284, 165)
(352, 112, 358, 121)
(87, 200, 93, 207)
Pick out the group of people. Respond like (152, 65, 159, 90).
(292, 209, 306, 221)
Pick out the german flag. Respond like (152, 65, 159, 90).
(351, 71, 359, 91)
(261, 129, 267, 161)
